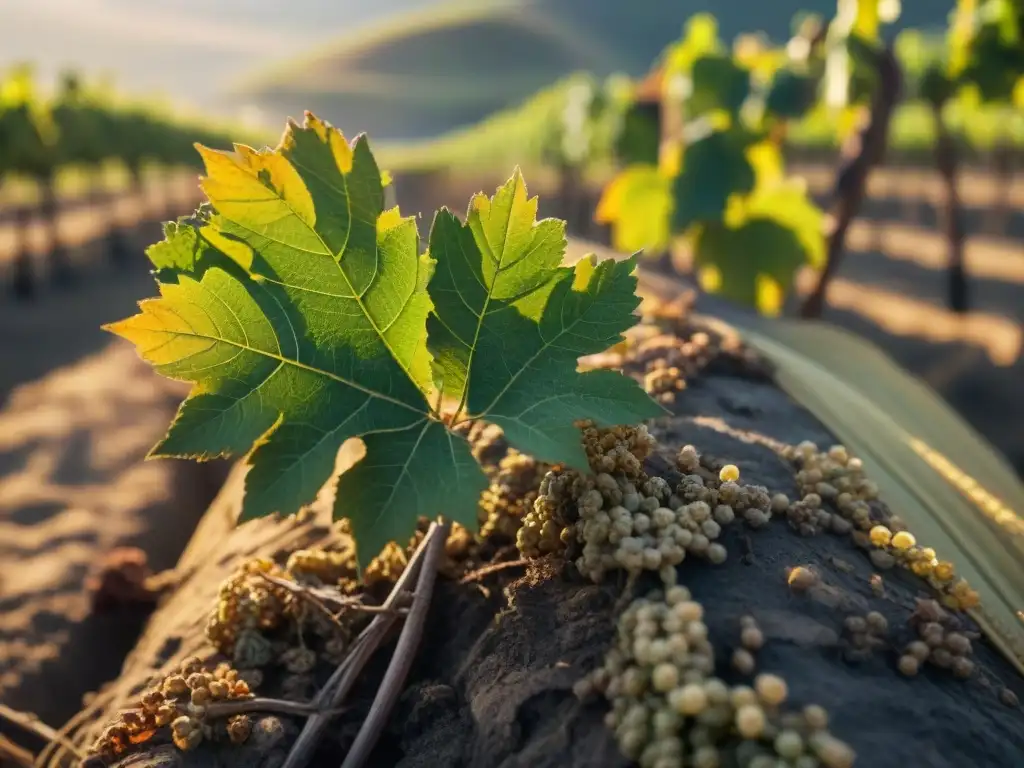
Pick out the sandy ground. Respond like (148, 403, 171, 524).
(0, 230, 224, 731)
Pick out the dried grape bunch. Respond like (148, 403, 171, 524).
(520, 439, 775, 587)
(286, 547, 358, 587)
(88, 658, 253, 762)
(206, 558, 299, 660)
(579, 419, 658, 479)
(841, 611, 889, 663)
(460, 420, 510, 471)
(778, 442, 880, 536)
(518, 466, 589, 559)
(575, 589, 856, 768)
(478, 448, 551, 541)
(898, 599, 977, 679)
(519, 421, 659, 560)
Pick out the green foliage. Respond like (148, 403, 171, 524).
(693, 219, 807, 312)
(671, 129, 756, 233)
(949, 0, 1024, 104)
(108, 114, 662, 566)
(614, 104, 661, 166)
(0, 65, 59, 178)
(0, 64, 262, 189)
(919, 63, 956, 107)
(663, 13, 724, 77)
(765, 70, 820, 119)
(597, 11, 828, 316)
(594, 165, 671, 253)
(688, 56, 751, 118)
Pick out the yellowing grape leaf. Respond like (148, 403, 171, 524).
(594, 164, 672, 253)
(145, 219, 205, 274)
(428, 171, 665, 465)
(108, 113, 660, 565)
(664, 13, 722, 77)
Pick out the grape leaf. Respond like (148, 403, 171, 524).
(740, 181, 826, 270)
(693, 218, 808, 316)
(145, 219, 204, 273)
(108, 115, 474, 563)
(108, 113, 660, 565)
(671, 129, 757, 233)
(427, 171, 665, 467)
(689, 55, 751, 118)
(765, 69, 819, 119)
(594, 164, 672, 253)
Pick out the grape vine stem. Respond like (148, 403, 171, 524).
(458, 558, 530, 584)
(280, 521, 444, 768)
(258, 573, 409, 618)
(0, 734, 34, 768)
(340, 520, 448, 768)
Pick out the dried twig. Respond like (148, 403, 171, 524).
(341, 522, 448, 768)
(458, 558, 529, 584)
(35, 695, 103, 768)
(260, 574, 408, 616)
(279, 523, 441, 768)
(207, 697, 349, 719)
(0, 703, 85, 765)
(0, 734, 34, 768)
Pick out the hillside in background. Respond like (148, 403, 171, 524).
(234, 0, 952, 141)
(0, 0, 436, 124)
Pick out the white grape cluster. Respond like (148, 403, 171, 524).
(576, 588, 857, 768)
(520, 440, 776, 586)
(573, 474, 731, 586)
(780, 441, 885, 536)
(676, 446, 774, 530)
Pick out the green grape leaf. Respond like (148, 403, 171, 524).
(106, 114, 473, 564)
(689, 55, 751, 117)
(108, 113, 660, 566)
(765, 69, 819, 119)
(919, 63, 955, 106)
(594, 164, 672, 253)
(693, 218, 809, 316)
(671, 129, 757, 233)
(741, 181, 827, 270)
(614, 105, 660, 165)
(427, 171, 665, 466)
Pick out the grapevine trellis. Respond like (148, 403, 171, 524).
(589, 0, 1024, 318)
(0, 65, 258, 300)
